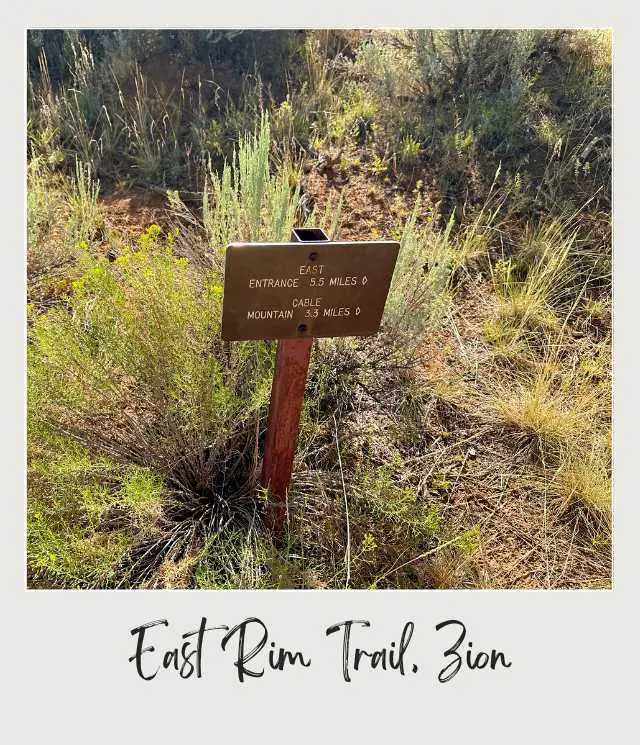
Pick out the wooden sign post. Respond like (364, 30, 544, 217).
(261, 336, 313, 535)
(221, 228, 399, 538)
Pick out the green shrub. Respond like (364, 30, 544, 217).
(28, 229, 276, 585)
(28, 438, 164, 588)
(327, 30, 610, 212)
(203, 115, 302, 250)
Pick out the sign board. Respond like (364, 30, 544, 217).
(221, 240, 400, 341)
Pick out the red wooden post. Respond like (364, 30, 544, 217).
(261, 336, 313, 537)
(260, 228, 328, 538)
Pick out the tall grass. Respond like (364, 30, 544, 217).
(66, 157, 101, 245)
(27, 159, 84, 312)
(485, 204, 609, 354)
(27, 30, 610, 216)
(384, 198, 455, 341)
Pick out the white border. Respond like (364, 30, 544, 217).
(4, 3, 637, 742)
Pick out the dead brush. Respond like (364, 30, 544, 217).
(283, 330, 478, 589)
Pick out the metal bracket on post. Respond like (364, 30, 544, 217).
(261, 228, 329, 539)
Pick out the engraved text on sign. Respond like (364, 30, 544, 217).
(221, 240, 400, 341)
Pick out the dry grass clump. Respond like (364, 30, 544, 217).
(476, 205, 610, 527)
(486, 362, 595, 451)
(550, 438, 611, 520)
(424, 541, 482, 589)
(485, 217, 580, 351)
(480, 339, 610, 525)
(418, 343, 470, 406)
(149, 555, 199, 589)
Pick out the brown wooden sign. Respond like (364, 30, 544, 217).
(221, 239, 400, 341)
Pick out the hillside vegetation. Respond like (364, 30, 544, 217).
(27, 29, 611, 588)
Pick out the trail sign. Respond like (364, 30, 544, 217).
(221, 233, 399, 341)
(221, 228, 400, 539)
